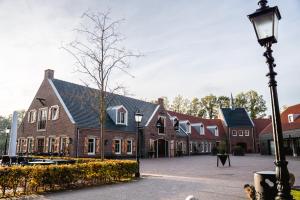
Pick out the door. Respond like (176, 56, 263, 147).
(157, 139, 168, 157)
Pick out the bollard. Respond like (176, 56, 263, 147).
(254, 171, 277, 200)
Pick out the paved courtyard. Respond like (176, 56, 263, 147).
(31, 155, 300, 200)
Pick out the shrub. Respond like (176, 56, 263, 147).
(217, 141, 228, 154)
(232, 146, 245, 156)
(0, 160, 137, 198)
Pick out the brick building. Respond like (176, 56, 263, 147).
(260, 104, 300, 157)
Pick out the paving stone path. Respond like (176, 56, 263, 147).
(32, 155, 300, 200)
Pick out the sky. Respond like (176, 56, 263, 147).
(0, 0, 300, 117)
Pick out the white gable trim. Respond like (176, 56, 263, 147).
(245, 110, 255, 126)
(48, 79, 75, 124)
(219, 108, 228, 127)
(145, 105, 160, 127)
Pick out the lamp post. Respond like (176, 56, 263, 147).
(134, 110, 143, 178)
(248, 1, 292, 199)
(4, 127, 10, 155)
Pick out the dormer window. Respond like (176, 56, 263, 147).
(200, 124, 204, 135)
(117, 111, 126, 124)
(288, 114, 294, 123)
(207, 126, 219, 136)
(186, 122, 191, 134)
(107, 105, 128, 126)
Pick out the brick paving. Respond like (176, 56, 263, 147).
(31, 155, 300, 200)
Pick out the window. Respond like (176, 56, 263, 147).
(209, 142, 212, 152)
(37, 138, 45, 153)
(245, 130, 250, 136)
(157, 116, 166, 134)
(48, 137, 55, 153)
(205, 142, 208, 152)
(186, 122, 191, 133)
(114, 139, 121, 154)
(27, 110, 36, 123)
(288, 114, 294, 123)
(88, 138, 95, 155)
(200, 124, 204, 135)
(149, 139, 155, 152)
(49, 105, 59, 120)
(201, 142, 204, 152)
(232, 130, 237, 136)
(189, 142, 193, 153)
(37, 108, 47, 130)
(238, 130, 243, 136)
(214, 127, 219, 136)
(127, 140, 132, 154)
(117, 111, 126, 124)
(27, 138, 33, 153)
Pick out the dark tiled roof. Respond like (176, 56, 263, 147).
(220, 108, 253, 127)
(51, 79, 158, 132)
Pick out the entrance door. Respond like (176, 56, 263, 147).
(37, 138, 45, 154)
(156, 139, 168, 157)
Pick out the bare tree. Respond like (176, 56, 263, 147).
(63, 11, 141, 160)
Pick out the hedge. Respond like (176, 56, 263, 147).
(0, 160, 137, 198)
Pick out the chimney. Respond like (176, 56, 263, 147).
(158, 98, 164, 107)
(44, 69, 54, 79)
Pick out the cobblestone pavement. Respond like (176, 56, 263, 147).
(32, 155, 300, 200)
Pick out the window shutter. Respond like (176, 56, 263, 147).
(56, 106, 60, 119)
(48, 108, 52, 120)
(45, 138, 49, 153)
(54, 137, 60, 153)
(84, 137, 88, 154)
(24, 139, 28, 153)
(96, 137, 100, 154)
(112, 140, 115, 154)
(122, 140, 126, 154)
(132, 140, 136, 153)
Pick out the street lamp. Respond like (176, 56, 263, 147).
(248, 1, 292, 199)
(134, 110, 143, 178)
(4, 127, 10, 155)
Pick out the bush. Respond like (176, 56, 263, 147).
(232, 146, 245, 156)
(217, 141, 228, 154)
(0, 160, 137, 198)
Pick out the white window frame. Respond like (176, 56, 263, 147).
(200, 124, 205, 135)
(37, 107, 48, 131)
(27, 110, 36, 123)
(205, 142, 208, 152)
(27, 137, 34, 153)
(201, 142, 204, 152)
(88, 137, 96, 155)
(238, 130, 243, 136)
(245, 130, 250, 136)
(126, 139, 132, 155)
(288, 114, 294, 123)
(158, 116, 166, 134)
(115, 106, 128, 125)
(48, 137, 55, 153)
(232, 130, 237, 136)
(207, 125, 218, 136)
(114, 139, 121, 155)
(49, 105, 59, 120)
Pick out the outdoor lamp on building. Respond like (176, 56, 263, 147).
(134, 110, 143, 178)
(248, 0, 292, 199)
(4, 127, 10, 155)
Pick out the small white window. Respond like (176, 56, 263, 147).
(117, 111, 126, 124)
(205, 142, 208, 152)
(200, 124, 205, 135)
(114, 139, 121, 154)
(288, 114, 294, 123)
(48, 137, 56, 153)
(27, 138, 34, 153)
(215, 127, 219, 137)
(238, 130, 243, 136)
(49, 105, 59, 120)
(88, 138, 96, 155)
(245, 130, 250, 136)
(232, 130, 237, 136)
(127, 140, 132, 154)
(28, 110, 36, 123)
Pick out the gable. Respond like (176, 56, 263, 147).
(220, 108, 254, 127)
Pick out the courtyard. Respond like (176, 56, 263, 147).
(30, 155, 300, 200)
